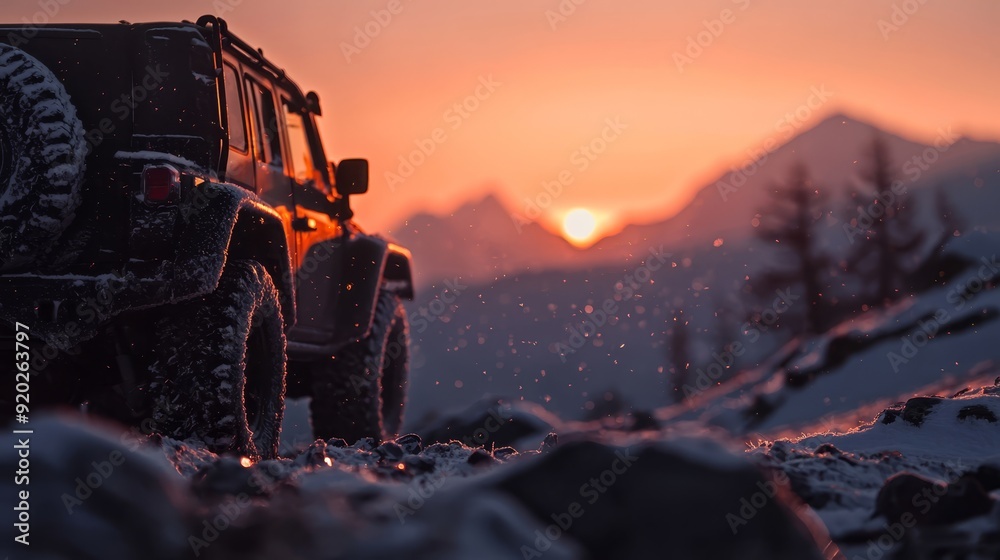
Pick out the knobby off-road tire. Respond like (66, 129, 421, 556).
(310, 289, 410, 443)
(151, 261, 287, 461)
(0, 43, 85, 270)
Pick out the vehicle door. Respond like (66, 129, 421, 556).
(279, 96, 344, 341)
(240, 71, 298, 266)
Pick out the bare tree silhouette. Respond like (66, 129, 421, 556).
(753, 163, 831, 334)
(668, 308, 691, 403)
(844, 136, 925, 305)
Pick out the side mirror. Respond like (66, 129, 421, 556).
(306, 91, 322, 116)
(335, 158, 369, 196)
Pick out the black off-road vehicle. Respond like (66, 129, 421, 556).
(0, 16, 414, 459)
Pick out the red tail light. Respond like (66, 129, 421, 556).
(142, 164, 181, 204)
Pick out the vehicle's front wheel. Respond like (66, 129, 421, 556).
(310, 289, 409, 443)
(150, 260, 286, 460)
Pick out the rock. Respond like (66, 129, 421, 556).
(539, 432, 558, 452)
(401, 455, 436, 474)
(326, 437, 349, 448)
(0, 414, 191, 560)
(878, 402, 905, 425)
(493, 447, 518, 462)
(874, 472, 994, 526)
(957, 404, 997, 423)
(966, 463, 1000, 491)
(417, 397, 558, 450)
(294, 440, 331, 469)
(813, 443, 840, 455)
(627, 410, 660, 432)
(395, 433, 423, 455)
(467, 449, 496, 467)
(192, 455, 267, 499)
(348, 490, 581, 560)
(901, 397, 943, 426)
(375, 442, 405, 462)
(488, 439, 836, 559)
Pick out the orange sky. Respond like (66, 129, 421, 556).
(3, 0, 998, 238)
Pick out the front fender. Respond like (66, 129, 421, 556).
(332, 234, 415, 345)
(384, 242, 415, 301)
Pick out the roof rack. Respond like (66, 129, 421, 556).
(195, 15, 299, 96)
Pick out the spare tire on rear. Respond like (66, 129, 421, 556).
(0, 43, 86, 270)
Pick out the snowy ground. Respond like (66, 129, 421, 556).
(5, 235, 1000, 559)
(661, 232, 1000, 440)
(3, 379, 998, 559)
(759, 385, 1000, 559)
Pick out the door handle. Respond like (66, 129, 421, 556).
(292, 217, 318, 232)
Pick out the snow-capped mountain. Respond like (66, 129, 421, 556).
(388, 193, 582, 289)
(394, 112, 1000, 285)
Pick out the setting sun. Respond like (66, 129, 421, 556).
(562, 208, 597, 245)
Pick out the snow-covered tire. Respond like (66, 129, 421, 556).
(310, 290, 409, 443)
(150, 261, 287, 461)
(0, 43, 85, 270)
(381, 309, 409, 436)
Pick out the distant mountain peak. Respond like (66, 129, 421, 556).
(819, 110, 893, 129)
(818, 111, 870, 125)
(799, 111, 885, 141)
(454, 192, 510, 215)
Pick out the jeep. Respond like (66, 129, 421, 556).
(0, 15, 415, 460)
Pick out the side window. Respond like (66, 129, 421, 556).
(244, 77, 283, 166)
(283, 102, 316, 185)
(243, 78, 264, 162)
(223, 65, 247, 153)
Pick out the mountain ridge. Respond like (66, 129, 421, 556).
(391, 111, 1000, 285)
